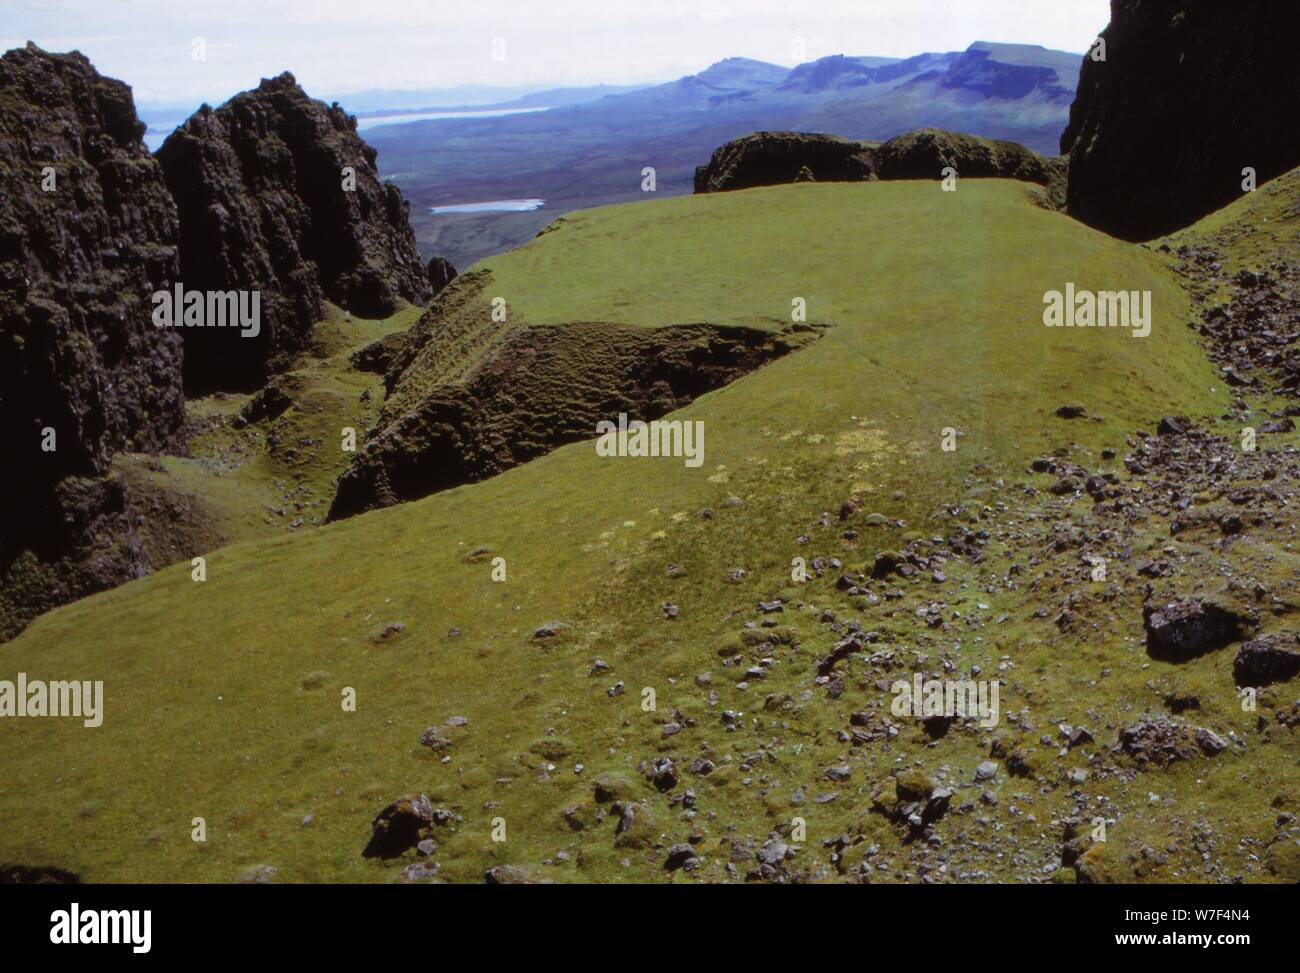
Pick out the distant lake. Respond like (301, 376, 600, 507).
(142, 105, 550, 151)
(356, 106, 549, 131)
(430, 199, 546, 214)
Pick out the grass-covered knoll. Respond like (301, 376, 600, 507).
(0, 179, 1232, 883)
(482, 179, 1215, 467)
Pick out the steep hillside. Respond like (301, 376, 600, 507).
(3, 177, 1265, 885)
(112, 301, 424, 562)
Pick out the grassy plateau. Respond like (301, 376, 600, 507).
(8, 175, 1289, 885)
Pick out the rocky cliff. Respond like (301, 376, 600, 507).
(156, 72, 431, 392)
(0, 43, 184, 640)
(2, 51, 443, 640)
(1061, 0, 1300, 241)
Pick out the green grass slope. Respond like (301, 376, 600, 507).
(108, 303, 422, 551)
(0, 179, 1229, 883)
(1158, 165, 1300, 283)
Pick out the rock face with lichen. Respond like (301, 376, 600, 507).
(694, 131, 878, 193)
(0, 43, 185, 641)
(1061, 0, 1300, 240)
(156, 72, 431, 392)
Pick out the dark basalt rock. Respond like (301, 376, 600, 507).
(348, 330, 408, 375)
(362, 793, 436, 859)
(426, 256, 458, 298)
(230, 377, 296, 429)
(694, 127, 1054, 194)
(694, 131, 878, 193)
(0, 863, 81, 884)
(1143, 595, 1253, 662)
(874, 128, 1053, 184)
(1115, 719, 1201, 768)
(0, 476, 151, 639)
(0, 43, 185, 484)
(156, 72, 431, 393)
(1061, 0, 1300, 240)
(1234, 633, 1300, 688)
(0, 44, 184, 641)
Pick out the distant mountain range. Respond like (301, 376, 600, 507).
(365, 41, 1084, 268)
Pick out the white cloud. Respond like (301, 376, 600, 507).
(4, 0, 1112, 104)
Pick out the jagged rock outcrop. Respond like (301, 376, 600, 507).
(328, 272, 823, 518)
(1061, 0, 1300, 240)
(156, 72, 431, 393)
(426, 256, 458, 298)
(0, 43, 184, 641)
(874, 128, 1053, 184)
(694, 128, 1054, 194)
(694, 131, 878, 193)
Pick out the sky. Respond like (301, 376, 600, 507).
(1, 0, 1112, 106)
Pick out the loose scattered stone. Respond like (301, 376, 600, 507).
(531, 620, 571, 641)
(1143, 596, 1252, 661)
(369, 621, 406, 644)
(484, 865, 553, 884)
(419, 726, 453, 752)
(400, 861, 441, 883)
(238, 864, 279, 884)
(664, 843, 698, 870)
(648, 757, 678, 792)
(1234, 633, 1300, 686)
(363, 794, 436, 859)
